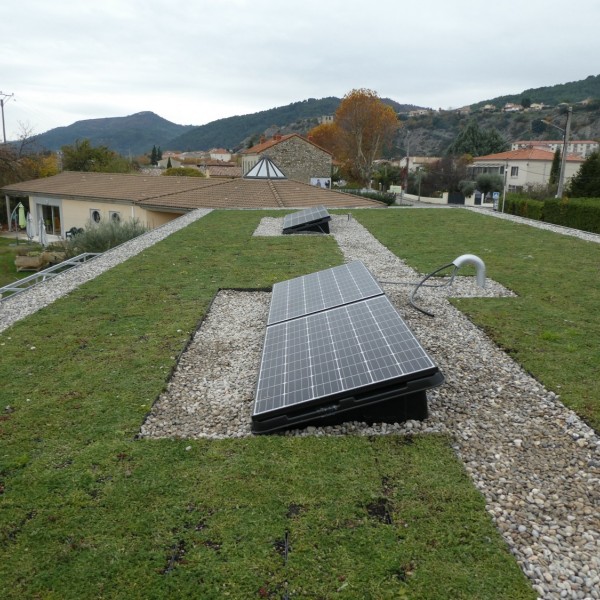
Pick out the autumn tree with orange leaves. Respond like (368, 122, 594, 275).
(309, 89, 399, 185)
(308, 122, 340, 157)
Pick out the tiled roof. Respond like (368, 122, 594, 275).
(1, 171, 222, 202)
(513, 139, 598, 145)
(474, 148, 584, 162)
(240, 133, 332, 156)
(2, 171, 383, 211)
(240, 134, 295, 154)
(202, 165, 243, 178)
(139, 178, 383, 210)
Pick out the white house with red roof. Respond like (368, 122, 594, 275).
(470, 148, 584, 192)
(511, 140, 599, 158)
(209, 148, 232, 162)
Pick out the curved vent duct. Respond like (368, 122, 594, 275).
(452, 254, 486, 287)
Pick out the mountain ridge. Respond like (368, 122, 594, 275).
(30, 75, 600, 157)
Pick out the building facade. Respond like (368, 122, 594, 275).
(240, 134, 332, 184)
(470, 148, 584, 192)
(511, 140, 599, 158)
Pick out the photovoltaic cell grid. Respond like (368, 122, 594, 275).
(253, 295, 437, 418)
(267, 261, 384, 326)
(282, 205, 331, 233)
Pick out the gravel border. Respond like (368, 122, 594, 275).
(0, 209, 212, 333)
(142, 214, 599, 599)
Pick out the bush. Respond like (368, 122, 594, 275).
(163, 167, 204, 177)
(504, 194, 600, 233)
(542, 197, 600, 233)
(504, 195, 544, 220)
(65, 218, 149, 256)
(339, 189, 395, 205)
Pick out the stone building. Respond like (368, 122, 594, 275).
(240, 134, 332, 184)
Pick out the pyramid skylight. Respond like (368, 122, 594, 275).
(244, 157, 287, 179)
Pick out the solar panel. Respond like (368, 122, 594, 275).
(282, 205, 331, 234)
(268, 261, 384, 326)
(252, 295, 443, 433)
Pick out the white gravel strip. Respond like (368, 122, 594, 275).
(0, 209, 212, 333)
(142, 214, 600, 599)
(464, 207, 600, 244)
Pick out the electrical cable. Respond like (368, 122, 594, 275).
(408, 262, 457, 318)
(379, 272, 458, 288)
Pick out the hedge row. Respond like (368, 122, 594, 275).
(503, 195, 600, 234)
(339, 189, 396, 206)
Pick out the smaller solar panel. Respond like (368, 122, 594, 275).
(282, 205, 331, 234)
(268, 261, 384, 326)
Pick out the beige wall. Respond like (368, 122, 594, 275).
(31, 195, 181, 238)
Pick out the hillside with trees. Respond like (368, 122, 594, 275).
(471, 74, 600, 111)
(166, 97, 416, 152)
(7, 74, 600, 190)
(398, 100, 600, 157)
(33, 112, 195, 156)
(32, 98, 421, 156)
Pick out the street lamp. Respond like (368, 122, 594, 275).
(542, 107, 572, 198)
(416, 166, 422, 201)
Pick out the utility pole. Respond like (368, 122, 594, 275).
(403, 130, 410, 193)
(0, 91, 15, 144)
(556, 106, 572, 199)
(543, 107, 572, 199)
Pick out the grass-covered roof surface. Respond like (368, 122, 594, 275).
(2, 208, 597, 598)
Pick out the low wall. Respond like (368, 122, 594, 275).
(397, 192, 494, 207)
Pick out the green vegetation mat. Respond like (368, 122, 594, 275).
(354, 208, 600, 430)
(0, 211, 539, 598)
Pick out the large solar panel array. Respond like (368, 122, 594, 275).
(267, 261, 383, 326)
(252, 262, 444, 434)
(282, 205, 331, 234)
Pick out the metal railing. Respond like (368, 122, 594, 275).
(0, 253, 101, 301)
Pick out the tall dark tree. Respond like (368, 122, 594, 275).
(568, 151, 600, 197)
(549, 148, 561, 185)
(446, 120, 508, 157)
(150, 145, 158, 166)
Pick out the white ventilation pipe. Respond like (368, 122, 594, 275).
(452, 254, 486, 288)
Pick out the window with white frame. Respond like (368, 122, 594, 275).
(510, 166, 519, 177)
(109, 211, 121, 223)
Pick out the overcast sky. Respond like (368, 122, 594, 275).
(2, 0, 599, 140)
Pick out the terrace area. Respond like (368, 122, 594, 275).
(1, 207, 598, 598)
